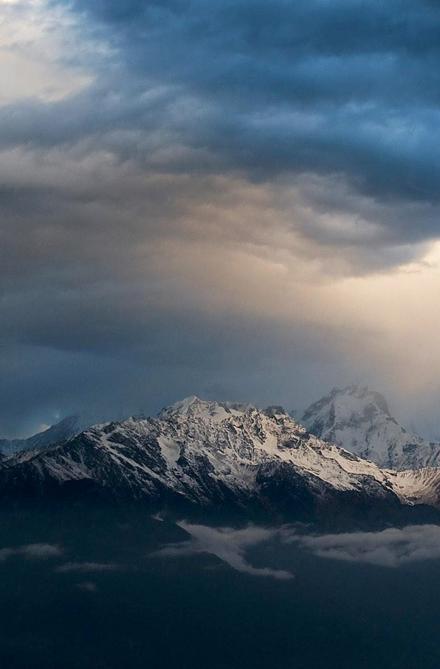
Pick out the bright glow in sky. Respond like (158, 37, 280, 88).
(0, 0, 92, 103)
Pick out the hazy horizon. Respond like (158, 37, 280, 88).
(5, 384, 440, 445)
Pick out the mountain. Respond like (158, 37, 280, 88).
(302, 385, 440, 470)
(0, 415, 88, 457)
(1, 396, 439, 523)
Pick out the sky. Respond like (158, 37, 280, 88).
(2, 0, 440, 437)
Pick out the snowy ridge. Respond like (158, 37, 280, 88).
(2, 395, 440, 516)
(302, 385, 440, 471)
(0, 415, 89, 457)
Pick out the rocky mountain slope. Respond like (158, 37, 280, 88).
(0, 415, 88, 457)
(1, 396, 439, 521)
(302, 385, 440, 470)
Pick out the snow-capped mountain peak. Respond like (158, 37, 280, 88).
(0, 414, 89, 457)
(302, 385, 440, 470)
(159, 396, 251, 422)
(2, 395, 440, 520)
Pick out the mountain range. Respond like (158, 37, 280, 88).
(2, 393, 440, 524)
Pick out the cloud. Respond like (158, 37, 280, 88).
(0, 543, 63, 561)
(0, 0, 93, 105)
(76, 581, 98, 592)
(44, 0, 440, 213)
(5, 1, 440, 250)
(153, 522, 440, 574)
(291, 524, 440, 567)
(152, 521, 294, 580)
(3, 0, 440, 434)
(55, 561, 121, 573)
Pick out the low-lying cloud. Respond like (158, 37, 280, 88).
(55, 561, 122, 573)
(152, 521, 293, 580)
(76, 581, 98, 593)
(154, 522, 440, 574)
(0, 543, 63, 562)
(292, 524, 440, 567)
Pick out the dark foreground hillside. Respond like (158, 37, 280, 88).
(1, 506, 440, 669)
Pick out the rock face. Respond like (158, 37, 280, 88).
(1, 396, 439, 521)
(302, 385, 440, 471)
(0, 415, 87, 457)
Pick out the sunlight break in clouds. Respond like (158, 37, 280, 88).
(152, 521, 293, 580)
(0, 0, 93, 104)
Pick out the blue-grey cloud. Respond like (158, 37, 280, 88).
(47, 0, 440, 213)
(2, 0, 440, 435)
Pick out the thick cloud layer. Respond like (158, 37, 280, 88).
(2, 0, 440, 435)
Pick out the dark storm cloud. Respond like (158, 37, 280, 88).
(5, 0, 437, 249)
(52, 0, 440, 211)
(3, 0, 440, 435)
